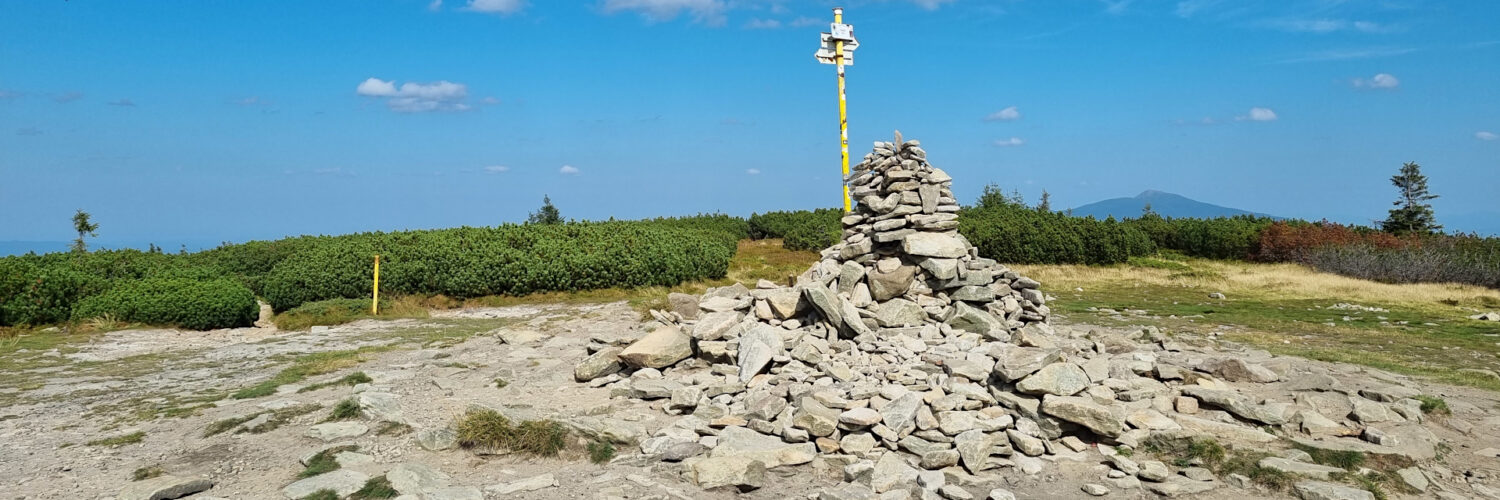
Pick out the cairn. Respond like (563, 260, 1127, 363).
(570, 134, 1438, 498)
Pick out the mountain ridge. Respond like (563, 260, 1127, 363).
(1069, 190, 1280, 220)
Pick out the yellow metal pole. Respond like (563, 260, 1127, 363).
(835, 7, 850, 213)
(372, 255, 380, 315)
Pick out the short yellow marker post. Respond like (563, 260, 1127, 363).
(372, 255, 380, 315)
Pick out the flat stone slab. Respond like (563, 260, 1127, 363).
(281, 470, 370, 499)
(305, 422, 368, 442)
(118, 475, 214, 500)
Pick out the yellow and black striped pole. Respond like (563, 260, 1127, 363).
(835, 7, 851, 213)
(371, 255, 380, 315)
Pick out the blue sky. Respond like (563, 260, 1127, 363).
(2, 0, 1498, 250)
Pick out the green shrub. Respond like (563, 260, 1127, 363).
(959, 203, 1154, 265)
(71, 277, 256, 330)
(748, 208, 843, 252)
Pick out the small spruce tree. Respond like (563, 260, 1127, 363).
(1381, 161, 1441, 235)
(527, 195, 562, 225)
(70, 209, 99, 253)
(1037, 190, 1052, 212)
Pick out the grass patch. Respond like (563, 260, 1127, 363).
(1128, 256, 1192, 272)
(349, 475, 399, 499)
(1016, 257, 1500, 392)
(232, 349, 387, 399)
(203, 403, 322, 437)
(274, 297, 429, 331)
(588, 441, 616, 464)
(1145, 436, 1294, 491)
(1293, 443, 1366, 470)
(87, 431, 145, 447)
(376, 421, 413, 436)
(299, 445, 358, 478)
(131, 466, 164, 481)
(324, 398, 364, 422)
(298, 490, 340, 500)
(1416, 395, 1450, 415)
(298, 371, 373, 393)
(1113, 445, 1133, 457)
(204, 414, 259, 437)
(454, 408, 568, 456)
(494, 378, 509, 389)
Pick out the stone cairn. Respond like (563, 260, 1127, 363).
(571, 135, 1437, 498)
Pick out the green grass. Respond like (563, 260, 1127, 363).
(232, 348, 387, 399)
(588, 441, 616, 464)
(494, 378, 509, 389)
(349, 476, 399, 499)
(298, 490, 340, 500)
(87, 431, 145, 447)
(299, 445, 357, 478)
(131, 466, 164, 481)
(1128, 256, 1192, 272)
(1293, 443, 1367, 470)
(1416, 395, 1451, 415)
(273, 297, 430, 331)
(1113, 445, 1134, 457)
(298, 371, 373, 393)
(454, 408, 568, 456)
(324, 398, 364, 422)
(376, 421, 412, 436)
(203, 403, 322, 437)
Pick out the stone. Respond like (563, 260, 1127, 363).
(1357, 385, 1420, 403)
(839, 261, 868, 295)
(668, 292, 700, 320)
(691, 456, 767, 490)
(1212, 359, 1280, 383)
(993, 348, 1062, 382)
(1175, 397, 1198, 414)
(1292, 481, 1375, 500)
(1138, 460, 1170, 482)
(117, 475, 214, 500)
(841, 432, 878, 456)
(874, 298, 927, 327)
(1395, 467, 1428, 492)
(903, 232, 967, 258)
(804, 283, 846, 327)
(1348, 397, 1390, 423)
(306, 422, 368, 442)
(425, 487, 483, 500)
(953, 430, 992, 474)
(1180, 386, 1285, 425)
(738, 323, 786, 382)
(840, 407, 882, 427)
(617, 326, 693, 369)
(867, 265, 917, 302)
(1081, 484, 1110, 496)
(921, 449, 961, 469)
(1006, 429, 1045, 456)
(947, 302, 1005, 336)
(711, 426, 817, 468)
(1040, 395, 1122, 438)
(389, 463, 449, 495)
(1015, 362, 1090, 396)
(1258, 457, 1345, 480)
(919, 257, 959, 280)
(987, 489, 1017, 500)
(872, 452, 921, 494)
(416, 427, 457, 451)
(940, 485, 974, 500)
(766, 289, 803, 319)
(282, 470, 371, 499)
(358, 391, 403, 423)
(693, 311, 742, 340)
(820, 484, 877, 500)
(882, 393, 925, 434)
(574, 347, 623, 382)
(794, 399, 842, 437)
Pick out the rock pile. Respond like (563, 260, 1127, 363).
(573, 135, 1447, 499)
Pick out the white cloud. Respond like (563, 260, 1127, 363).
(465, 0, 525, 14)
(744, 18, 780, 29)
(992, 137, 1025, 147)
(601, 0, 727, 25)
(428, 0, 443, 11)
(746, 168, 761, 175)
(1478, 131, 1499, 141)
(1237, 107, 1277, 122)
(356, 78, 471, 112)
(484, 165, 510, 173)
(560, 165, 580, 175)
(984, 106, 1021, 122)
(1353, 73, 1400, 89)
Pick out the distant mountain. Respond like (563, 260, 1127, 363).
(1069, 190, 1280, 220)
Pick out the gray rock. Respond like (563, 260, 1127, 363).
(574, 347, 623, 382)
(766, 289, 803, 319)
(867, 265, 916, 301)
(947, 302, 1005, 337)
(793, 398, 841, 437)
(882, 392, 925, 434)
(710, 426, 817, 468)
(819, 483, 877, 500)
(1081, 484, 1110, 496)
(803, 283, 846, 328)
(921, 449, 961, 469)
(1006, 429, 1045, 456)
(1212, 359, 1280, 383)
(668, 292, 700, 320)
(1040, 395, 1122, 438)
(953, 430, 992, 474)
(1357, 385, 1420, 403)
(693, 457, 766, 491)
(416, 427, 457, 451)
(617, 326, 693, 369)
(1180, 386, 1285, 425)
(992, 347, 1062, 382)
(358, 391, 403, 423)
(840, 407, 882, 427)
(738, 323, 786, 382)
(693, 311, 742, 340)
(305, 422, 369, 442)
(1292, 481, 1375, 500)
(485, 474, 558, 495)
(1138, 460, 1170, 482)
(1395, 467, 1428, 492)
(949, 286, 995, 303)
(987, 488, 1017, 500)
(1258, 457, 1345, 480)
(389, 463, 449, 495)
(1015, 362, 1090, 397)
(117, 475, 214, 500)
(874, 298, 927, 327)
(838, 261, 867, 295)
(425, 487, 483, 500)
(1348, 397, 1390, 423)
(872, 452, 920, 493)
(903, 232, 967, 258)
(919, 257, 959, 280)
(281, 470, 371, 499)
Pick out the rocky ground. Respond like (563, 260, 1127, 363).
(0, 300, 1498, 500)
